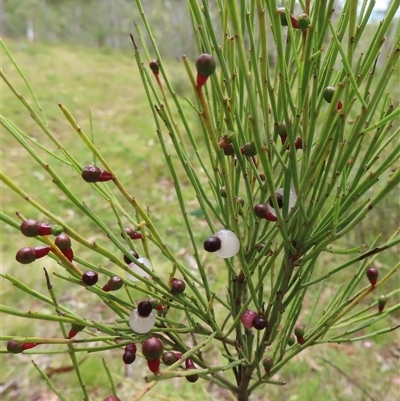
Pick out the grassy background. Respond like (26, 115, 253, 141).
(1, 40, 399, 401)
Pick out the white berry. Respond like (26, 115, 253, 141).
(126, 257, 153, 282)
(129, 308, 156, 333)
(214, 229, 240, 258)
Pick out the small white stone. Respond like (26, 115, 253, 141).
(129, 308, 156, 334)
(126, 257, 153, 282)
(214, 229, 240, 258)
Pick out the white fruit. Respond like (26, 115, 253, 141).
(214, 229, 240, 258)
(129, 308, 156, 333)
(126, 257, 153, 282)
(269, 188, 297, 217)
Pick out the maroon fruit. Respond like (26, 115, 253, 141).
(162, 351, 179, 366)
(61, 247, 74, 262)
(7, 340, 37, 353)
(82, 271, 98, 286)
(123, 249, 139, 264)
(241, 310, 257, 329)
(295, 137, 303, 150)
(149, 60, 159, 75)
(219, 135, 234, 156)
(55, 233, 72, 250)
(171, 278, 186, 295)
(36, 222, 52, 236)
(252, 316, 267, 331)
(81, 165, 113, 183)
(137, 300, 153, 318)
(147, 358, 161, 374)
(20, 219, 39, 237)
(366, 267, 379, 286)
(103, 396, 121, 401)
(124, 227, 142, 240)
(16, 246, 50, 264)
(264, 209, 277, 222)
(195, 54, 216, 86)
(125, 343, 137, 354)
(203, 236, 221, 252)
(142, 337, 163, 361)
(102, 276, 123, 292)
(294, 325, 305, 345)
(269, 192, 283, 209)
(185, 358, 199, 382)
(122, 350, 136, 364)
(254, 204, 268, 218)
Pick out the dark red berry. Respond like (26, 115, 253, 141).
(254, 203, 268, 218)
(142, 337, 163, 361)
(294, 324, 305, 344)
(149, 60, 160, 75)
(103, 396, 121, 401)
(290, 15, 299, 29)
(125, 343, 137, 354)
(34, 246, 51, 258)
(147, 358, 161, 374)
(20, 219, 39, 237)
(104, 276, 123, 291)
(195, 54, 216, 78)
(185, 358, 199, 382)
(295, 137, 303, 150)
(123, 249, 139, 264)
(137, 300, 153, 317)
(378, 295, 387, 312)
(171, 278, 186, 295)
(219, 135, 234, 156)
(81, 165, 102, 182)
(61, 247, 74, 262)
(269, 192, 283, 209)
(263, 357, 273, 374)
(336, 100, 343, 110)
(252, 316, 267, 330)
(264, 209, 277, 222)
(82, 271, 98, 286)
(203, 236, 221, 252)
(124, 228, 143, 240)
(7, 339, 23, 354)
(122, 350, 136, 364)
(98, 170, 113, 182)
(366, 267, 379, 286)
(16, 246, 50, 264)
(162, 351, 179, 366)
(55, 233, 72, 250)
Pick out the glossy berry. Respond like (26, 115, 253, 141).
(147, 358, 161, 374)
(122, 350, 136, 364)
(378, 295, 387, 312)
(264, 208, 278, 222)
(149, 60, 159, 75)
(124, 227, 142, 240)
(55, 233, 72, 250)
(37, 222, 52, 236)
(137, 300, 153, 318)
(162, 351, 179, 366)
(142, 337, 163, 361)
(366, 267, 379, 286)
(123, 249, 139, 264)
(210, 229, 240, 259)
(81, 165, 113, 183)
(241, 310, 258, 329)
(7, 340, 37, 353)
(269, 191, 283, 209)
(103, 396, 121, 401)
(240, 141, 257, 157)
(20, 219, 39, 237)
(297, 13, 311, 30)
(185, 358, 199, 383)
(263, 357, 273, 374)
(68, 323, 85, 339)
(203, 236, 221, 252)
(102, 276, 123, 292)
(129, 308, 156, 334)
(252, 316, 267, 330)
(323, 86, 335, 103)
(16, 246, 50, 264)
(171, 278, 186, 295)
(82, 271, 98, 286)
(195, 54, 216, 86)
(254, 203, 269, 218)
(125, 343, 137, 354)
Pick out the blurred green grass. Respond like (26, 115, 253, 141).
(1, 40, 399, 401)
